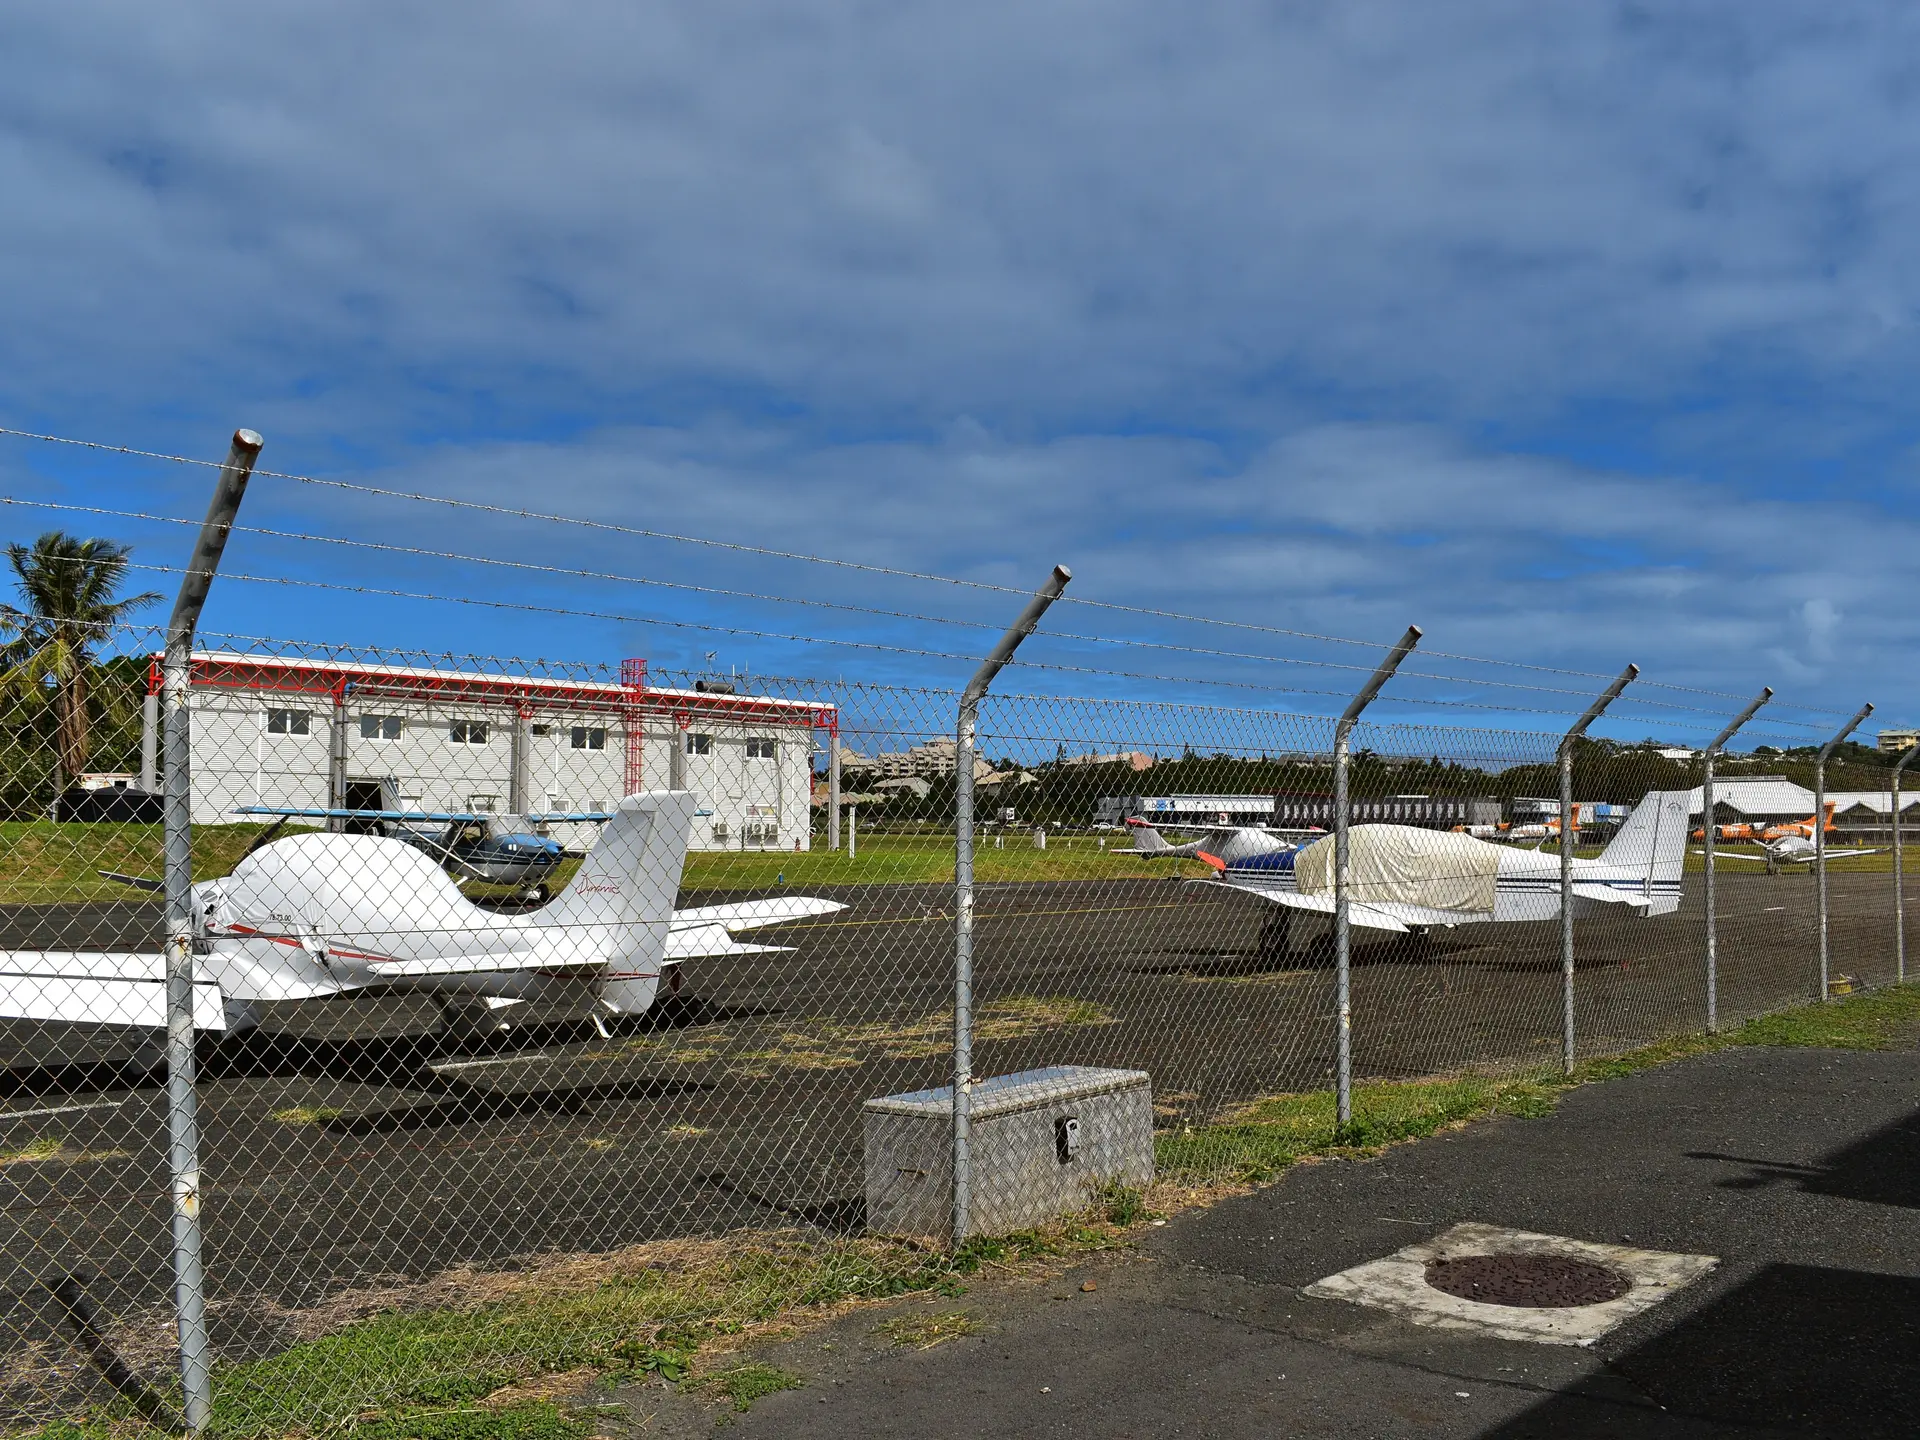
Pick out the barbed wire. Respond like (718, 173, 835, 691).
(0, 424, 1854, 714)
(122, 558, 1794, 722)
(1, 494, 1839, 728)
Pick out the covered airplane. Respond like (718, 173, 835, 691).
(0, 791, 842, 1038)
(1197, 790, 1692, 934)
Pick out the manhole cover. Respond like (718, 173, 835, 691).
(1424, 1253, 1632, 1308)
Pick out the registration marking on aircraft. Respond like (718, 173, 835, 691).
(0, 1099, 129, 1123)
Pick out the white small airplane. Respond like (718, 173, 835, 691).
(1694, 834, 1886, 869)
(1196, 791, 1692, 934)
(1118, 816, 1321, 865)
(0, 791, 843, 1039)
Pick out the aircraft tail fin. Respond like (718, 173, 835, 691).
(534, 791, 698, 1013)
(1122, 819, 1175, 855)
(1599, 791, 1692, 916)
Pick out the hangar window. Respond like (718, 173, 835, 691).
(686, 733, 712, 755)
(745, 738, 776, 760)
(449, 720, 490, 745)
(359, 715, 402, 741)
(530, 724, 551, 738)
(570, 726, 607, 751)
(267, 709, 310, 736)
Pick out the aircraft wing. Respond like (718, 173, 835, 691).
(0, 952, 227, 1029)
(1193, 881, 1465, 934)
(1691, 850, 1771, 862)
(665, 897, 848, 962)
(1569, 883, 1653, 907)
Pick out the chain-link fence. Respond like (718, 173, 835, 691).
(0, 621, 1909, 1433)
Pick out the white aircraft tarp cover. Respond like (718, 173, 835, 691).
(1292, 826, 1498, 916)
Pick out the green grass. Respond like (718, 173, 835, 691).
(695, 1362, 804, 1411)
(0, 820, 311, 904)
(1158, 980, 1920, 1184)
(0, 823, 1201, 901)
(43, 982, 1920, 1439)
(120, 1235, 961, 1438)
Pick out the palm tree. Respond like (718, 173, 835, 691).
(0, 532, 161, 791)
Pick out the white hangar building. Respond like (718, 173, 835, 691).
(154, 653, 832, 851)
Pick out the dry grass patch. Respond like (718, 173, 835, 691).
(607, 995, 1116, 1078)
(0, 1137, 128, 1166)
(269, 1104, 344, 1127)
(872, 1311, 984, 1349)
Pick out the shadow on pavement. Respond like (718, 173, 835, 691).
(1688, 1104, 1920, 1211)
(1478, 1263, 1920, 1438)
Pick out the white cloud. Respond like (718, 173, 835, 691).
(0, 2, 1914, 731)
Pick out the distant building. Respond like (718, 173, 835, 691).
(1093, 794, 1275, 828)
(1879, 729, 1920, 755)
(1683, 776, 1814, 824)
(1060, 751, 1155, 771)
(162, 652, 829, 852)
(851, 737, 995, 781)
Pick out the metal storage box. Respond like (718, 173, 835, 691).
(863, 1065, 1153, 1239)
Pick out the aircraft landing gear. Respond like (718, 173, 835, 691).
(1255, 907, 1292, 964)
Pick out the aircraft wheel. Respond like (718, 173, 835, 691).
(526, 883, 549, 904)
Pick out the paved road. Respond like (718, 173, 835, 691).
(707, 1042, 1920, 1438)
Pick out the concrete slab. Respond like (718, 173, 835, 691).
(1303, 1220, 1717, 1346)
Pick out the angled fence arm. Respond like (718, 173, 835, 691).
(163, 429, 263, 1434)
(1333, 625, 1421, 1128)
(953, 564, 1070, 1247)
(1895, 741, 1919, 984)
(1702, 688, 1771, 1033)
(1559, 664, 1637, 1074)
(1814, 703, 1873, 1001)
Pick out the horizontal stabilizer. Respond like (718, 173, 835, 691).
(665, 924, 792, 961)
(0, 953, 226, 1029)
(1569, 884, 1654, 907)
(671, 897, 846, 933)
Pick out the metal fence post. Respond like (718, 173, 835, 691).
(141, 685, 160, 793)
(508, 703, 531, 815)
(1334, 626, 1421, 1128)
(1814, 703, 1873, 1000)
(163, 429, 262, 1433)
(1895, 741, 1919, 984)
(327, 682, 350, 834)
(1702, 689, 1771, 1032)
(828, 720, 841, 851)
(953, 564, 1070, 1247)
(1558, 664, 1637, 1074)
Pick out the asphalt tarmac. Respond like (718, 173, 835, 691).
(700, 1042, 1920, 1438)
(0, 868, 1908, 1421)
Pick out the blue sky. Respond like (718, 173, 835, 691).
(0, 1, 1914, 748)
